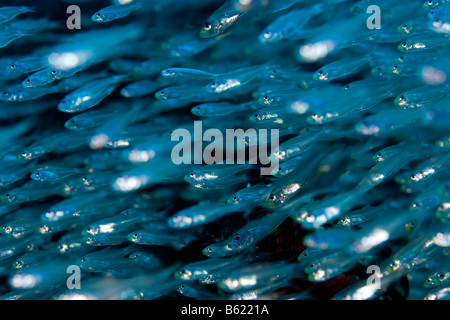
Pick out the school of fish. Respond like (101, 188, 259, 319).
(0, 0, 449, 300)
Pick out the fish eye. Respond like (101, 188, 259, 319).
(35, 172, 40, 176)
(2, 91, 8, 96)
(133, 233, 138, 237)
(233, 234, 241, 242)
(233, 196, 237, 200)
(10, 64, 16, 70)
(207, 247, 212, 252)
(402, 42, 407, 47)
(26, 79, 31, 83)
(87, 228, 91, 232)
(96, 13, 101, 18)
(269, 194, 276, 201)
(318, 70, 323, 75)
(204, 22, 212, 31)
(426, 278, 432, 283)
(438, 273, 444, 278)
(190, 173, 194, 177)
(398, 95, 404, 101)
(211, 82, 216, 87)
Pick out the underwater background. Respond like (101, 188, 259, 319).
(0, 0, 449, 300)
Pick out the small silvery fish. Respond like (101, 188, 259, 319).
(167, 201, 246, 229)
(424, 268, 450, 288)
(128, 251, 161, 271)
(30, 167, 88, 182)
(0, 6, 35, 24)
(0, 85, 59, 102)
(259, 5, 323, 43)
(205, 65, 267, 93)
(92, 2, 143, 23)
(9, 56, 48, 74)
(64, 108, 121, 131)
(58, 75, 128, 113)
(217, 261, 302, 293)
(120, 80, 161, 98)
(174, 258, 240, 281)
(161, 67, 217, 80)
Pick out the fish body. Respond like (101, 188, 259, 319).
(120, 80, 161, 98)
(225, 211, 291, 254)
(200, 1, 246, 38)
(0, 6, 35, 24)
(58, 75, 128, 113)
(313, 56, 369, 81)
(205, 65, 268, 93)
(0, 85, 58, 102)
(30, 167, 88, 182)
(167, 201, 245, 229)
(174, 258, 240, 281)
(259, 5, 323, 43)
(424, 268, 450, 288)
